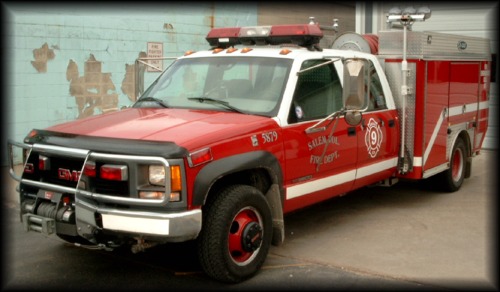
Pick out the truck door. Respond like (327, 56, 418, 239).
(352, 60, 399, 189)
(282, 59, 358, 213)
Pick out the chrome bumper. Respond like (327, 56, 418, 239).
(76, 199, 201, 242)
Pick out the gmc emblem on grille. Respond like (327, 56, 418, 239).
(58, 168, 81, 182)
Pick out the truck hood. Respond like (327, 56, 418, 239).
(45, 108, 278, 150)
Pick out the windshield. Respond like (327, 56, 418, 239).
(134, 56, 293, 116)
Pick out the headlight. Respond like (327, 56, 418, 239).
(149, 165, 166, 186)
(149, 165, 182, 191)
(148, 165, 182, 202)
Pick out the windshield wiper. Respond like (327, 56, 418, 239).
(187, 97, 245, 114)
(134, 97, 169, 108)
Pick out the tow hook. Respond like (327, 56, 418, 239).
(73, 243, 115, 251)
(131, 237, 158, 253)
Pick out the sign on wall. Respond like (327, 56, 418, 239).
(147, 42, 163, 72)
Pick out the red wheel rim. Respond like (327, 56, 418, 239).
(228, 207, 263, 264)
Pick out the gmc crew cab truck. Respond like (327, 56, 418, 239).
(8, 12, 491, 283)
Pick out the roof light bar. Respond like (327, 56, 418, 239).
(239, 26, 271, 45)
(206, 24, 323, 49)
(269, 24, 323, 46)
(206, 27, 241, 47)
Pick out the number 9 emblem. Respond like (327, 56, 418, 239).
(364, 118, 383, 158)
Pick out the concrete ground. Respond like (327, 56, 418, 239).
(267, 149, 498, 289)
(2, 149, 498, 290)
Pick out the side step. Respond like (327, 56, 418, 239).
(378, 177, 399, 187)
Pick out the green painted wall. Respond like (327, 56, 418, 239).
(2, 2, 258, 164)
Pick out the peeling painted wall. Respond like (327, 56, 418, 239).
(31, 43, 55, 73)
(66, 54, 119, 118)
(3, 3, 357, 165)
(3, 3, 258, 164)
(121, 52, 147, 102)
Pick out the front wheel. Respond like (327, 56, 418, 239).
(197, 185, 273, 283)
(439, 137, 467, 192)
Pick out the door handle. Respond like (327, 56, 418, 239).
(347, 127, 356, 136)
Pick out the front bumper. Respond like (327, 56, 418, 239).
(76, 199, 201, 242)
(8, 139, 201, 244)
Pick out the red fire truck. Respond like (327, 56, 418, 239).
(8, 11, 491, 283)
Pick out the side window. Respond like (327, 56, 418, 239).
(288, 59, 342, 123)
(366, 61, 387, 111)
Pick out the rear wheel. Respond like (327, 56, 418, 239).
(197, 185, 272, 283)
(439, 137, 467, 192)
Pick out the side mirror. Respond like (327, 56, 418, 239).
(342, 59, 369, 111)
(345, 111, 362, 126)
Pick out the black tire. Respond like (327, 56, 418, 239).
(439, 137, 467, 192)
(197, 185, 273, 283)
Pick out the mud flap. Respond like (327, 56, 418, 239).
(265, 184, 285, 246)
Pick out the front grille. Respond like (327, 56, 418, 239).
(25, 153, 84, 188)
(16, 142, 187, 209)
(93, 178, 130, 197)
(26, 152, 130, 196)
(43, 156, 84, 188)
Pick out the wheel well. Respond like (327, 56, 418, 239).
(207, 168, 272, 201)
(202, 167, 285, 246)
(192, 150, 283, 207)
(193, 151, 286, 245)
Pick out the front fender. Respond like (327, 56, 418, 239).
(192, 151, 283, 206)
